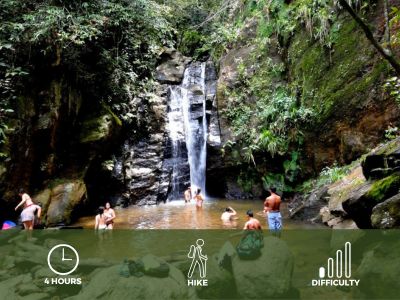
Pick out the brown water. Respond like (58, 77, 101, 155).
(74, 199, 318, 229)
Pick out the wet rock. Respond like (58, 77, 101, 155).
(45, 179, 87, 226)
(141, 254, 169, 278)
(330, 229, 364, 251)
(20, 293, 49, 300)
(17, 283, 41, 296)
(0, 274, 31, 298)
(196, 252, 236, 299)
(156, 48, 191, 84)
(371, 193, 400, 228)
(232, 236, 294, 299)
(353, 240, 400, 298)
(34, 267, 54, 279)
(71, 264, 187, 300)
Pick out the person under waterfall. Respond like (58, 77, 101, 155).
(184, 187, 192, 203)
(264, 187, 282, 235)
(187, 238, 208, 278)
(194, 188, 204, 208)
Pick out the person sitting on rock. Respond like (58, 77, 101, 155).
(15, 189, 42, 230)
(243, 210, 262, 230)
(221, 206, 237, 222)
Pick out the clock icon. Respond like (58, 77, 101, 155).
(47, 244, 79, 275)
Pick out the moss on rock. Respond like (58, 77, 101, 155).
(79, 114, 115, 144)
(288, 17, 390, 125)
(366, 173, 400, 203)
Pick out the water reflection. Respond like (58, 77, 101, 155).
(74, 199, 318, 229)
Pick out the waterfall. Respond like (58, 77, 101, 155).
(166, 62, 209, 199)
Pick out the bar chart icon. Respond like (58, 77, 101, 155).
(319, 242, 351, 279)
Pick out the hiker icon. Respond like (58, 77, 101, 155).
(187, 239, 208, 278)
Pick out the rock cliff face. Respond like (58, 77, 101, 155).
(209, 4, 400, 199)
(290, 137, 400, 229)
(0, 47, 221, 225)
(0, 75, 121, 225)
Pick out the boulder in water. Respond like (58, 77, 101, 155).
(232, 236, 294, 299)
(71, 264, 187, 300)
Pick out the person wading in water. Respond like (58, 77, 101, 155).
(184, 187, 192, 203)
(15, 189, 42, 230)
(104, 202, 116, 229)
(221, 206, 237, 222)
(195, 188, 204, 208)
(264, 187, 282, 235)
(243, 210, 262, 230)
(95, 206, 107, 230)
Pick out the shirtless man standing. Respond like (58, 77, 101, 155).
(264, 187, 282, 233)
(243, 210, 262, 230)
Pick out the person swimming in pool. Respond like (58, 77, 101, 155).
(15, 189, 41, 230)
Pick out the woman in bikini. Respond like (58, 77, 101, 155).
(104, 202, 116, 229)
(195, 188, 204, 208)
(95, 206, 107, 230)
(15, 189, 41, 230)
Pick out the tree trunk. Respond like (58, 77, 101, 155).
(338, 0, 400, 76)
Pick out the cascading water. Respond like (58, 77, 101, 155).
(166, 86, 188, 199)
(182, 62, 208, 196)
(166, 62, 210, 199)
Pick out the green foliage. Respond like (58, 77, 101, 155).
(384, 125, 399, 141)
(0, 0, 175, 127)
(390, 7, 400, 47)
(262, 173, 287, 194)
(237, 170, 257, 193)
(384, 76, 400, 105)
(317, 163, 350, 186)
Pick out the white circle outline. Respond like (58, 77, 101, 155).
(47, 244, 79, 276)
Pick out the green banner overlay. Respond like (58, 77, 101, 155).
(0, 229, 399, 299)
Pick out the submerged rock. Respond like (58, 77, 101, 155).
(232, 236, 294, 299)
(71, 264, 187, 300)
(354, 240, 400, 298)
